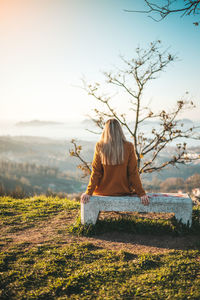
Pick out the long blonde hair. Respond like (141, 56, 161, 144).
(98, 118, 127, 165)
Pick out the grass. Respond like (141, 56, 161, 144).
(0, 242, 200, 299)
(0, 195, 79, 231)
(0, 196, 200, 299)
(68, 206, 200, 238)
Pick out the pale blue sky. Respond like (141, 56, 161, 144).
(0, 0, 199, 122)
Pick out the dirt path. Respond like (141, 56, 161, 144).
(0, 212, 196, 254)
(0, 211, 197, 254)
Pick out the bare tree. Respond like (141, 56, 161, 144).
(69, 139, 92, 177)
(125, 0, 200, 25)
(70, 40, 200, 176)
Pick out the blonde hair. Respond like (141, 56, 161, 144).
(98, 118, 127, 165)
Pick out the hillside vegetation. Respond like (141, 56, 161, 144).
(0, 136, 200, 198)
(0, 196, 200, 299)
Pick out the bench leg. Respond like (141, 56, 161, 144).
(175, 211, 192, 227)
(81, 202, 99, 225)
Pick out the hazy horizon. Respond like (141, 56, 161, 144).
(0, 118, 199, 145)
(1, 116, 199, 124)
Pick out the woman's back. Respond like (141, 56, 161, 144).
(86, 141, 146, 197)
(81, 118, 149, 205)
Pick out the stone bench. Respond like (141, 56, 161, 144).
(81, 193, 193, 227)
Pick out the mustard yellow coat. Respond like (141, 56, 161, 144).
(86, 141, 146, 197)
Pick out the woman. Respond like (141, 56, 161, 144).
(81, 118, 150, 206)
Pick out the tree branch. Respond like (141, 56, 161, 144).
(124, 0, 200, 25)
(69, 139, 92, 177)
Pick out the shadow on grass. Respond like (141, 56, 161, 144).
(67, 207, 200, 250)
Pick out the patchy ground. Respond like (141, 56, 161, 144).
(0, 196, 200, 299)
(1, 208, 199, 255)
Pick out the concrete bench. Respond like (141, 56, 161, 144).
(81, 193, 192, 227)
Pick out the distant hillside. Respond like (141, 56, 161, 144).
(0, 159, 87, 196)
(0, 135, 199, 179)
(16, 120, 63, 127)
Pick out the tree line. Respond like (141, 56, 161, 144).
(145, 173, 200, 194)
(0, 160, 59, 177)
(0, 159, 86, 198)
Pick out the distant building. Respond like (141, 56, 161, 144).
(192, 188, 200, 198)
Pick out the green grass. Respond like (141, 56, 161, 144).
(0, 196, 200, 299)
(0, 195, 79, 231)
(0, 242, 200, 299)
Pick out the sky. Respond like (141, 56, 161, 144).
(0, 0, 200, 122)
